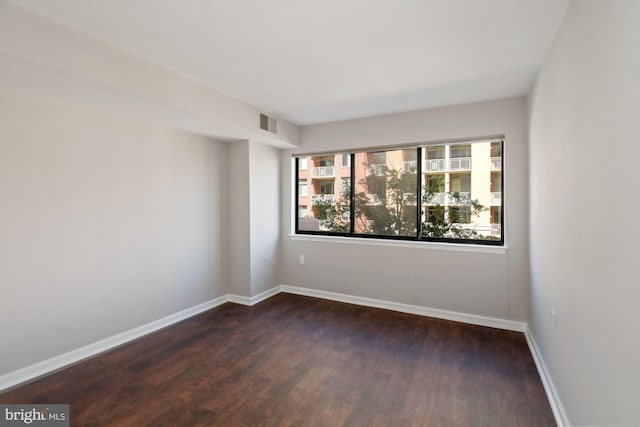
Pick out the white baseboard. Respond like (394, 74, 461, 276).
(227, 286, 281, 306)
(279, 285, 526, 332)
(0, 295, 229, 392)
(524, 326, 570, 427)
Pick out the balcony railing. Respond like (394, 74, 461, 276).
(403, 192, 418, 205)
(425, 158, 445, 172)
(491, 224, 502, 236)
(491, 157, 502, 170)
(424, 192, 446, 205)
(491, 192, 502, 205)
(365, 194, 383, 206)
(403, 160, 418, 171)
(365, 164, 386, 176)
(311, 166, 334, 178)
(311, 194, 335, 204)
(448, 192, 471, 206)
(449, 157, 471, 170)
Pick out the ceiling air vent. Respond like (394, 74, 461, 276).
(259, 113, 278, 134)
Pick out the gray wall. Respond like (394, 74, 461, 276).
(0, 89, 227, 375)
(249, 141, 281, 296)
(280, 97, 530, 322)
(226, 141, 251, 297)
(225, 140, 281, 298)
(528, 0, 640, 425)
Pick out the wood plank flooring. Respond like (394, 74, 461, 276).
(0, 293, 556, 426)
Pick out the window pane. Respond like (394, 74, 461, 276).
(298, 179, 308, 197)
(341, 177, 350, 194)
(450, 144, 471, 158)
(341, 153, 351, 167)
(353, 149, 418, 237)
(296, 154, 350, 233)
(422, 140, 502, 242)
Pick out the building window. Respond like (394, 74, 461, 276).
(448, 206, 471, 224)
(491, 206, 501, 224)
(319, 182, 334, 194)
(341, 153, 351, 167)
(295, 139, 504, 245)
(425, 205, 445, 223)
(299, 157, 308, 170)
(450, 144, 471, 158)
(341, 177, 350, 195)
(298, 179, 308, 197)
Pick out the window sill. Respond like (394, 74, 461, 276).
(289, 234, 507, 254)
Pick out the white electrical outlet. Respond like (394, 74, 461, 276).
(299, 255, 305, 265)
(551, 309, 557, 333)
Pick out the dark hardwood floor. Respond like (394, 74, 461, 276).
(0, 293, 555, 426)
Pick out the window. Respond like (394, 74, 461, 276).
(490, 206, 502, 238)
(491, 142, 502, 158)
(427, 146, 445, 159)
(449, 173, 471, 193)
(450, 144, 471, 158)
(298, 179, 308, 197)
(316, 155, 334, 166)
(341, 153, 351, 167)
(426, 174, 445, 193)
(448, 206, 471, 224)
(319, 182, 334, 194)
(296, 154, 351, 233)
(425, 205, 445, 223)
(341, 177, 350, 195)
(491, 172, 502, 192)
(491, 206, 501, 224)
(295, 139, 504, 245)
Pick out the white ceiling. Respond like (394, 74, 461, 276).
(13, 0, 569, 126)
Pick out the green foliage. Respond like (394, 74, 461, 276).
(312, 187, 351, 232)
(313, 163, 417, 236)
(357, 165, 417, 236)
(422, 180, 490, 239)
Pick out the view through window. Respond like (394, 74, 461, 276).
(295, 139, 503, 245)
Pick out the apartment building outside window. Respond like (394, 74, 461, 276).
(295, 138, 504, 245)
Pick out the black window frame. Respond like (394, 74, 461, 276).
(294, 140, 504, 246)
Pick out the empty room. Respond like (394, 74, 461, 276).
(0, 0, 637, 426)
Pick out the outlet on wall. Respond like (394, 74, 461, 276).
(299, 255, 305, 265)
(551, 309, 557, 333)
